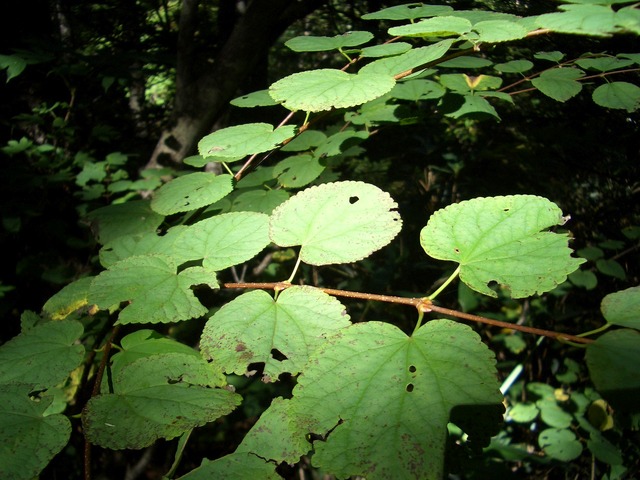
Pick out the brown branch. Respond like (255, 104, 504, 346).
(223, 282, 594, 344)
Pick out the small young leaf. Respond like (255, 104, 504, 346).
(420, 195, 585, 298)
(269, 69, 395, 112)
(151, 173, 234, 215)
(285, 31, 373, 52)
(89, 254, 219, 324)
(280, 130, 327, 152)
(288, 320, 503, 480)
(592, 82, 640, 112)
(531, 68, 584, 102)
(0, 320, 84, 388)
(601, 286, 640, 329)
(269, 181, 402, 265)
(198, 123, 296, 160)
(200, 287, 351, 381)
(0, 385, 71, 480)
(82, 353, 241, 449)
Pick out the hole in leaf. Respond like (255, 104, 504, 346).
(270, 348, 288, 361)
(454, 247, 460, 253)
(503, 208, 510, 212)
(349, 196, 359, 204)
(409, 365, 417, 373)
(406, 383, 415, 393)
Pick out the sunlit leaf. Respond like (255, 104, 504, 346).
(198, 123, 296, 160)
(420, 195, 585, 298)
(388, 16, 472, 37)
(473, 20, 528, 43)
(230, 89, 278, 107)
(601, 286, 640, 329)
(231, 189, 289, 214)
(360, 42, 412, 58)
(82, 353, 241, 449)
(89, 254, 218, 324)
(288, 320, 504, 480)
(151, 173, 234, 215)
(285, 31, 373, 52)
(200, 287, 351, 382)
(273, 154, 325, 188)
(536, 4, 618, 36)
(269, 69, 395, 112)
(361, 4, 453, 21)
(270, 181, 401, 265)
(359, 39, 455, 77)
(280, 130, 327, 152)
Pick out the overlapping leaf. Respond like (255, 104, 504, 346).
(273, 154, 325, 188)
(151, 173, 234, 215)
(420, 195, 585, 297)
(42, 277, 93, 320)
(82, 353, 241, 449)
(0, 320, 84, 388)
(287, 320, 504, 480)
(269, 181, 402, 265)
(361, 4, 453, 21)
(285, 31, 373, 52)
(200, 287, 351, 382)
(601, 286, 640, 329)
(198, 123, 296, 160)
(359, 39, 455, 77)
(388, 16, 472, 37)
(85, 200, 164, 245)
(0, 385, 71, 480)
(269, 69, 395, 112)
(89, 254, 218, 324)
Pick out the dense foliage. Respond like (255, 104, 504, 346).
(1, 1, 639, 479)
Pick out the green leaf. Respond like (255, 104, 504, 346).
(230, 89, 278, 107)
(534, 51, 565, 62)
(280, 130, 327, 152)
(82, 353, 241, 449)
(361, 4, 453, 21)
(443, 94, 501, 120)
(0, 385, 71, 480)
(596, 258, 626, 279)
(0, 54, 28, 82)
(586, 329, 640, 412)
(359, 39, 455, 77)
(494, 60, 534, 73)
(173, 212, 270, 270)
(178, 452, 280, 479)
(198, 123, 296, 160)
(360, 42, 412, 58)
(592, 82, 640, 112)
(568, 269, 598, 290)
(269, 181, 402, 265)
(89, 254, 218, 324)
(285, 31, 373, 52)
(536, 5, 618, 36)
(151, 173, 234, 215)
(531, 68, 584, 102)
(391, 79, 446, 100)
(289, 320, 504, 480)
(537, 399, 573, 428)
(85, 200, 164, 245)
(273, 154, 325, 188)
(200, 287, 351, 382)
(575, 56, 634, 72)
(269, 69, 395, 112)
(0, 320, 84, 389)
(43, 277, 93, 320)
(388, 16, 472, 38)
(538, 428, 583, 461)
(507, 403, 539, 423)
(314, 129, 369, 157)
(601, 286, 640, 329)
(231, 189, 289, 214)
(98, 226, 187, 267)
(439, 56, 493, 69)
(587, 434, 623, 466)
(420, 195, 585, 298)
(473, 20, 529, 43)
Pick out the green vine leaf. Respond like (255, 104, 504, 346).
(538, 428, 583, 461)
(285, 31, 373, 52)
(172, 212, 270, 270)
(288, 320, 504, 480)
(0, 385, 71, 480)
(98, 227, 187, 267)
(269, 69, 395, 112)
(420, 195, 585, 298)
(536, 4, 618, 36)
(601, 286, 640, 329)
(361, 4, 453, 21)
(388, 16, 472, 38)
(391, 79, 446, 100)
(359, 39, 455, 77)
(197, 123, 296, 160)
(273, 154, 325, 188)
(531, 68, 585, 102)
(151, 173, 234, 215)
(89, 254, 219, 324)
(178, 452, 280, 479)
(82, 353, 241, 449)
(231, 189, 289, 214)
(0, 320, 84, 389)
(472, 20, 529, 43)
(360, 42, 412, 58)
(43, 277, 92, 320)
(269, 181, 402, 265)
(200, 287, 351, 382)
(592, 81, 640, 112)
(230, 89, 278, 108)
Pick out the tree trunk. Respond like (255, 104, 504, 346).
(147, 0, 327, 168)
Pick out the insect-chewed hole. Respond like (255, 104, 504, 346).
(409, 365, 417, 373)
(406, 383, 415, 393)
(349, 196, 359, 204)
(270, 348, 288, 361)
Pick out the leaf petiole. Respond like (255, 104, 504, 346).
(428, 265, 461, 301)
